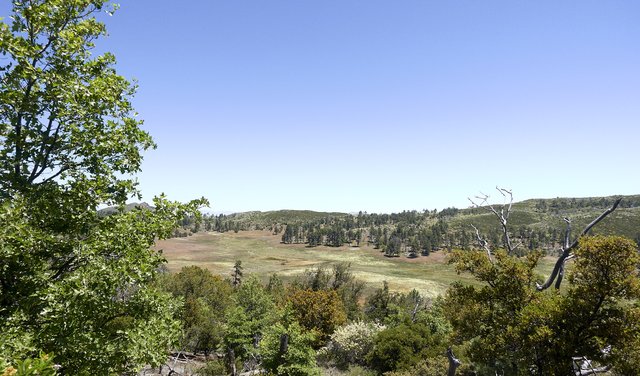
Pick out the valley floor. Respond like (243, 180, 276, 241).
(158, 230, 557, 297)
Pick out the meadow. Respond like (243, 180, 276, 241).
(158, 230, 558, 298)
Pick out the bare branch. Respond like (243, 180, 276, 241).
(564, 217, 572, 250)
(537, 198, 622, 291)
(568, 198, 621, 250)
(471, 224, 493, 263)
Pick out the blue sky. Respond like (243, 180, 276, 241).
(3, 1, 639, 213)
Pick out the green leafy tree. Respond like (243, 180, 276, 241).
(224, 276, 277, 362)
(364, 281, 396, 323)
(445, 236, 640, 375)
(365, 321, 448, 374)
(0, 1, 206, 373)
(260, 315, 320, 376)
(162, 266, 232, 356)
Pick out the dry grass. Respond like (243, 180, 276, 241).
(157, 231, 556, 297)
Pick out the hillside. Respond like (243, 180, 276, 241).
(449, 195, 640, 238)
(200, 194, 640, 254)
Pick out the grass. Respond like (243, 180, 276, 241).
(158, 230, 558, 298)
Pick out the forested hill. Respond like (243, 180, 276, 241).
(194, 194, 640, 254)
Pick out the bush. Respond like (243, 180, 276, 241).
(319, 322, 385, 369)
(366, 322, 446, 374)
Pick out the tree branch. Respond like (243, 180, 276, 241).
(447, 347, 461, 376)
(469, 187, 516, 255)
(536, 198, 621, 291)
(471, 224, 493, 263)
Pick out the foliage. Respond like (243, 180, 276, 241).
(162, 266, 232, 357)
(295, 263, 365, 321)
(1, 353, 57, 376)
(0, 0, 154, 201)
(382, 356, 449, 376)
(445, 236, 640, 375)
(364, 281, 397, 323)
(318, 321, 385, 369)
(0, 1, 206, 373)
(286, 288, 347, 347)
(365, 321, 447, 374)
(224, 276, 277, 361)
(163, 266, 233, 314)
(196, 358, 227, 376)
(342, 365, 376, 376)
(260, 318, 320, 376)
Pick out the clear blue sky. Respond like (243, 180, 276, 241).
(3, 1, 639, 213)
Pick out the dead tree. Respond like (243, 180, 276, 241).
(469, 189, 621, 290)
(536, 198, 621, 291)
(468, 187, 520, 261)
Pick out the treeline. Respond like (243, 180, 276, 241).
(179, 211, 585, 257)
(531, 195, 640, 213)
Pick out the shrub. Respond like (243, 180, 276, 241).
(319, 322, 385, 369)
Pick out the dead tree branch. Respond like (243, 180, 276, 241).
(536, 198, 621, 291)
(471, 224, 493, 262)
(468, 186, 519, 256)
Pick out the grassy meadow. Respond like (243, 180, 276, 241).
(158, 230, 558, 298)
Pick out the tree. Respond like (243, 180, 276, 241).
(285, 288, 347, 347)
(366, 321, 447, 374)
(260, 316, 320, 376)
(446, 236, 640, 375)
(0, 2, 206, 373)
(232, 260, 243, 288)
(224, 276, 277, 362)
(364, 281, 395, 323)
(319, 321, 385, 369)
(450, 190, 634, 374)
(385, 236, 402, 257)
(162, 266, 233, 356)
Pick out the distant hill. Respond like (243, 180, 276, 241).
(221, 209, 349, 228)
(98, 202, 154, 216)
(199, 194, 640, 253)
(448, 195, 640, 239)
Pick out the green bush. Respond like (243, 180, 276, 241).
(366, 322, 446, 374)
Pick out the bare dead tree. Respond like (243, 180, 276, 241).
(536, 198, 621, 291)
(468, 187, 521, 259)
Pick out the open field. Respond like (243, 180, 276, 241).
(158, 230, 558, 298)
